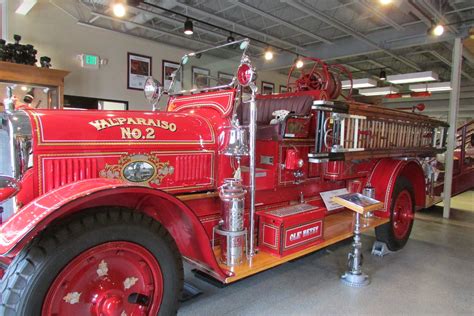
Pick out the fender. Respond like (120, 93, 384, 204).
(0, 178, 228, 281)
(368, 158, 425, 217)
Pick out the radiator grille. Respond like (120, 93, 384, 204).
(174, 154, 212, 184)
(43, 158, 99, 193)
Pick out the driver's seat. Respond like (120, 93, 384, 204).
(237, 95, 313, 140)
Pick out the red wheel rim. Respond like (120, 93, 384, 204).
(392, 190, 414, 240)
(42, 242, 163, 316)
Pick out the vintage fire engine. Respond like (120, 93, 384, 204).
(0, 39, 471, 315)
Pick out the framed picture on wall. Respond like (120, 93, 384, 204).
(127, 52, 152, 90)
(261, 81, 274, 95)
(192, 66, 210, 89)
(218, 72, 234, 86)
(162, 60, 180, 91)
(279, 85, 288, 93)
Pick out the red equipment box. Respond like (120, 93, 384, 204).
(241, 166, 275, 191)
(258, 203, 325, 257)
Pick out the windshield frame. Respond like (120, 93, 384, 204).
(168, 39, 250, 96)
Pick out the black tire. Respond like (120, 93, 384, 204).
(375, 176, 415, 251)
(0, 208, 183, 316)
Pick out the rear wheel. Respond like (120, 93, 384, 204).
(0, 208, 183, 316)
(375, 176, 415, 251)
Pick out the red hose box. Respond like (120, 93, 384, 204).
(258, 203, 325, 257)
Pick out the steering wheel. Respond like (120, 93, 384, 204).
(287, 57, 329, 93)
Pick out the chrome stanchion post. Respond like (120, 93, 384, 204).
(341, 211, 370, 287)
(248, 82, 257, 258)
(341, 186, 374, 287)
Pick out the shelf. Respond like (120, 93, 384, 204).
(0, 61, 69, 87)
(217, 210, 389, 284)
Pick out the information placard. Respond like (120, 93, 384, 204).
(332, 193, 384, 214)
(320, 188, 349, 211)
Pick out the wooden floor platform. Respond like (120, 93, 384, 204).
(217, 210, 389, 283)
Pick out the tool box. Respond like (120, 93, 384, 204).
(258, 203, 325, 257)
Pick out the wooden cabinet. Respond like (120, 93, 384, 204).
(0, 61, 69, 109)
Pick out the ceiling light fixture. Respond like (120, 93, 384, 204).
(295, 55, 304, 68)
(227, 32, 235, 43)
(384, 93, 402, 99)
(358, 86, 399, 96)
(409, 82, 451, 92)
(387, 71, 438, 84)
(112, 1, 126, 18)
(410, 91, 432, 98)
(379, 69, 387, 81)
(184, 19, 194, 35)
(341, 78, 377, 89)
(264, 47, 274, 61)
(430, 24, 445, 36)
(379, 0, 392, 5)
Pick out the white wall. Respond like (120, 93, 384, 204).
(7, 0, 289, 110)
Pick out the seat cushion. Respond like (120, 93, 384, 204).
(238, 95, 313, 125)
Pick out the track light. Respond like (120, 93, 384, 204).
(379, 0, 392, 5)
(295, 56, 304, 68)
(227, 32, 235, 43)
(264, 47, 273, 61)
(112, 1, 126, 17)
(184, 19, 193, 35)
(379, 69, 387, 81)
(430, 24, 444, 36)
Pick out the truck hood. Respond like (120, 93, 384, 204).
(26, 109, 216, 149)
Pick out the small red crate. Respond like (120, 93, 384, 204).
(258, 203, 325, 257)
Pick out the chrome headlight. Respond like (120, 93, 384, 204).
(144, 77, 164, 110)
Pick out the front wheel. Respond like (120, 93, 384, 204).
(375, 176, 415, 251)
(0, 208, 183, 316)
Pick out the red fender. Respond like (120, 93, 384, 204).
(0, 178, 228, 281)
(368, 159, 425, 217)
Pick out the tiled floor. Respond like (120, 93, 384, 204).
(178, 191, 474, 315)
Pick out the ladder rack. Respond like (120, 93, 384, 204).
(309, 100, 449, 163)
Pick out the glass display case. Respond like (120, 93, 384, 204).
(0, 61, 69, 110)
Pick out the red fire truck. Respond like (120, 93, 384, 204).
(0, 39, 471, 315)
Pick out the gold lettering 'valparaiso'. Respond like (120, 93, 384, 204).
(89, 118, 177, 132)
